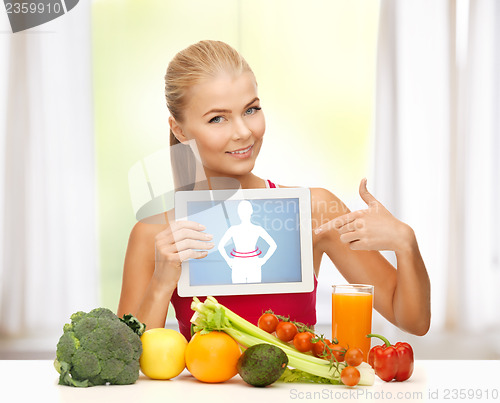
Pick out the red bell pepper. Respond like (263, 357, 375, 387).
(367, 334, 414, 382)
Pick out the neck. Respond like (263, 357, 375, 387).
(194, 168, 265, 190)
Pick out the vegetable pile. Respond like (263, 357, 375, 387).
(54, 308, 145, 387)
(190, 296, 375, 387)
(53, 300, 416, 388)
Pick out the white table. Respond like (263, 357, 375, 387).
(1, 360, 499, 402)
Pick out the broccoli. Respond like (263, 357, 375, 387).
(54, 307, 145, 387)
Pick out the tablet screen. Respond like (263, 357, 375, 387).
(187, 198, 302, 286)
(175, 187, 313, 297)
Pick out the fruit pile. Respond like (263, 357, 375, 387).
(138, 297, 412, 388)
(55, 301, 412, 388)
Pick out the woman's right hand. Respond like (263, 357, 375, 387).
(153, 220, 213, 288)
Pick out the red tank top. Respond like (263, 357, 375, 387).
(170, 179, 318, 340)
(170, 276, 318, 340)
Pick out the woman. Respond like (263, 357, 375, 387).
(117, 40, 431, 340)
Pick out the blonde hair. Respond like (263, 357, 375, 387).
(164, 40, 254, 190)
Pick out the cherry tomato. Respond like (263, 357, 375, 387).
(328, 343, 346, 362)
(257, 313, 279, 333)
(293, 332, 314, 352)
(275, 321, 298, 342)
(344, 347, 363, 367)
(312, 338, 331, 358)
(341, 366, 360, 387)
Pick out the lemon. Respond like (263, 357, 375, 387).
(140, 328, 188, 379)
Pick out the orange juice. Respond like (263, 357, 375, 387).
(331, 289, 373, 361)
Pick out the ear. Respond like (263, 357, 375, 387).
(169, 116, 189, 144)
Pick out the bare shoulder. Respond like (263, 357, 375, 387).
(128, 212, 171, 246)
(310, 187, 349, 210)
(275, 185, 349, 224)
(309, 187, 350, 224)
(278, 185, 349, 215)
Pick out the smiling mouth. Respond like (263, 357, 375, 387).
(227, 144, 253, 155)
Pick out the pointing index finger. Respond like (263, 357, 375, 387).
(333, 211, 359, 229)
(314, 211, 360, 235)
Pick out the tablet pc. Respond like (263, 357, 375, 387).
(175, 187, 314, 297)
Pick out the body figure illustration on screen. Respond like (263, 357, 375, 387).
(218, 200, 277, 283)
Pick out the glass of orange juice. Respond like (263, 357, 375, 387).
(332, 284, 373, 361)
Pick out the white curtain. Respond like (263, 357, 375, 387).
(0, 3, 98, 337)
(372, 0, 500, 337)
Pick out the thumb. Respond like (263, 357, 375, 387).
(359, 178, 379, 207)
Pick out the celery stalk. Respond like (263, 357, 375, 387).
(189, 296, 375, 386)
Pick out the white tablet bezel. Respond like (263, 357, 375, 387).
(175, 187, 314, 297)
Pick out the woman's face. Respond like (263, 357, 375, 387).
(173, 71, 265, 179)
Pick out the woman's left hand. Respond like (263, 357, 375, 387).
(315, 178, 415, 253)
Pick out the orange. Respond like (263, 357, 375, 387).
(184, 331, 241, 383)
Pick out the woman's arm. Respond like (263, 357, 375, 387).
(117, 221, 172, 329)
(117, 218, 214, 330)
(311, 182, 431, 336)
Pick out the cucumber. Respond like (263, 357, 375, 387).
(237, 344, 288, 387)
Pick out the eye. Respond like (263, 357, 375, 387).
(209, 116, 225, 124)
(245, 106, 261, 116)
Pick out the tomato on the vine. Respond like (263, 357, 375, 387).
(257, 313, 279, 333)
(344, 347, 363, 367)
(341, 366, 360, 387)
(293, 332, 314, 352)
(328, 343, 346, 362)
(275, 321, 298, 342)
(312, 338, 331, 357)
